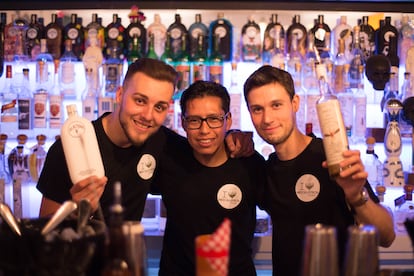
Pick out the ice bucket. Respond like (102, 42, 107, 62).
(0, 217, 106, 276)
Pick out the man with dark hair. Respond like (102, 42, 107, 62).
(37, 58, 252, 222)
(152, 81, 266, 275)
(243, 65, 395, 275)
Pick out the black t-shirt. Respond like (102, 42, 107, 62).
(152, 142, 266, 276)
(36, 113, 184, 222)
(263, 138, 378, 276)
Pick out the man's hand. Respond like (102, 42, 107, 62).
(225, 130, 255, 158)
(70, 176, 107, 212)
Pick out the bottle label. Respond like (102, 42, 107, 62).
(61, 62, 75, 83)
(214, 26, 227, 38)
(192, 64, 207, 82)
(98, 97, 114, 117)
(18, 99, 32, 130)
(354, 96, 367, 138)
(67, 28, 79, 39)
(108, 27, 119, 39)
(242, 26, 261, 61)
(209, 65, 223, 85)
(83, 97, 96, 121)
(176, 65, 190, 91)
(27, 28, 38, 39)
(317, 99, 349, 167)
(230, 93, 241, 129)
(49, 95, 62, 128)
(34, 93, 47, 128)
(47, 28, 58, 39)
(128, 27, 141, 38)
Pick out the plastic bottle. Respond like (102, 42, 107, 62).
(61, 104, 105, 184)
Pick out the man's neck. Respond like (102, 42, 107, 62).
(274, 130, 312, 161)
(193, 144, 229, 167)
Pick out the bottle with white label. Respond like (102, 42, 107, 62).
(61, 104, 105, 184)
(316, 63, 349, 178)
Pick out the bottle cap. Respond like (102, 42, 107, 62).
(66, 104, 78, 116)
(17, 134, 28, 144)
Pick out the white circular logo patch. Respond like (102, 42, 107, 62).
(295, 174, 320, 202)
(137, 154, 156, 180)
(217, 184, 242, 209)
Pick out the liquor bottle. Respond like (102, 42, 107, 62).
(28, 134, 46, 182)
(98, 80, 115, 117)
(286, 15, 307, 60)
(376, 16, 398, 56)
(240, 16, 261, 62)
(101, 182, 133, 276)
(127, 34, 141, 65)
(293, 62, 306, 134)
(287, 33, 303, 75)
(399, 15, 414, 68)
(188, 14, 208, 61)
(84, 13, 104, 50)
(50, 59, 63, 129)
(147, 14, 167, 59)
(353, 65, 367, 143)
(45, 13, 63, 59)
(146, 33, 158, 59)
(208, 34, 224, 85)
(399, 72, 413, 138)
(270, 25, 286, 70)
(17, 68, 33, 132)
(359, 16, 376, 62)
(191, 34, 207, 82)
(331, 15, 353, 61)
(0, 135, 11, 204)
(12, 17, 29, 75)
(82, 67, 98, 121)
(174, 34, 190, 99)
(11, 144, 29, 218)
(59, 39, 78, 99)
(0, 12, 6, 78)
(26, 14, 43, 61)
(61, 104, 105, 184)
(160, 32, 173, 66)
(1, 65, 18, 138)
(394, 185, 414, 232)
(310, 15, 331, 60)
(364, 137, 383, 190)
(4, 14, 17, 62)
(262, 14, 285, 64)
(387, 35, 400, 87)
(167, 14, 188, 61)
(104, 41, 123, 96)
(33, 61, 49, 129)
(82, 35, 103, 106)
(337, 64, 354, 138)
(304, 61, 321, 138)
(381, 72, 399, 113)
(63, 13, 84, 60)
(316, 62, 349, 178)
(306, 123, 316, 138)
(349, 26, 365, 89)
(333, 38, 347, 94)
(228, 62, 241, 130)
(105, 14, 125, 60)
(209, 13, 233, 62)
(125, 7, 147, 58)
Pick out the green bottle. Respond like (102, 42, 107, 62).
(146, 33, 159, 59)
(208, 34, 223, 85)
(160, 32, 173, 66)
(127, 34, 142, 65)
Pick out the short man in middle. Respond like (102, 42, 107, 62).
(152, 80, 266, 276)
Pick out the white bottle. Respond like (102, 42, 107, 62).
(61, 104, 105, 184)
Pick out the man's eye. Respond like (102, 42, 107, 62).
(155, 105, 168, 112)
(209, 117, 221, 123)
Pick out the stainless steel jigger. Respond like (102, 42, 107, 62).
(301, 224, 339, 276)
(343, 224, 379, 276)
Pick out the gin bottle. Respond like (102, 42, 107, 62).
(286, 15, 307, 60)
(0, 12, 6, 77)
(1, 65, 18, 138)
(359, 16, 375, 62)
(240, 16, 262, 62)
(311, 15, 331, 59)
(45, 13, 63, 59)
(84, 13, 104, 50)
(17, 68, 33, 132)
(188, 14, 208, 61)
(228, 62, 241, 130)
(209, 13, 233, 62)
(208, 34, 224, 85)
(147, 14, 167, 59)
(376, 16, 398, 56)
(349, 26, 365, 89)
(127, 34, 142, 65)
(353, 65, 367, 142)
(49, 59, 63, 129)
(0, 135, 10, 204)
(263, 14, 285, 64)
(104, 14, 125, 60)
(191, 34, 207, 82)
(59, 39, 78, 99)
(63, 13, 84, 60)
(167, 14, 188, 61)
(398, 15, 414, 68)
(26, 14, 43, 61)
(363, 137, 383, 189)
(331, 16, 352, 61)
(125, 7, 147, 58)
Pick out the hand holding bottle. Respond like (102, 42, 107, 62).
(69, 175, 107, 212)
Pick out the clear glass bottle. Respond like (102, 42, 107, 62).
(399, 72, 413, 138)
(394, 185, 414, 233)
(1, 65, 18, 138)
(147, 14, 167, 59)
(263, 14, 285, 65)
(209, 13, 233, 62)
(174, 34, 190, 99)
(28, 134, 46, 183)
(337, 64, 354, 138)
(387, 34, 400, 88)
(363, 137, 383, 190)
(316, 63, 349, 178)
(0, 135, 10, 205)
(228, 62, 241, 130)
(270, 25, 286, 70)
(240, 15, 262, 62)
(399, 15, 414, 68)
(304, 61, 321, 138)
(293, 62, 306, 134)
(331, 15, 352, 61)
(59, 39, 78, 99)
(286, 15, 307, 60)
(49, 59, 63, 129)
(333, 38, 347, 94)
(287, 33, 303, 75)
(353, 65, 367, 143)
(188, 14, 208, 61)
(208, 34, 224, 85)
(17, 68, 33, 132)
(349, 26, 365, 89)
(104, 41, 123, 96)
(82, 67, 99, 121)
(191, 34, 207, 82)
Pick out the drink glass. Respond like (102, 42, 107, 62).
(123, 221, 147, 276)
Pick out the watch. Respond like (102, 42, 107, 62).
(349, 187, 369, 208)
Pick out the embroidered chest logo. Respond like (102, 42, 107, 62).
(217, 184, 242, 209)
(137, 154, 156, 180)
(295, 174, 320, 202)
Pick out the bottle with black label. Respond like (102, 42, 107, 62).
(0, 12, 6, 77)
(359, 16, 375, 62)
(376, 16, 398, 56)
(17, 68, 33, 132)
(209, 13, 233, 62)
(105, 14, 125, 60)
(45, 13, 62, 59)
(63, 13, 84, 60)
(310, 15, 331, 60)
